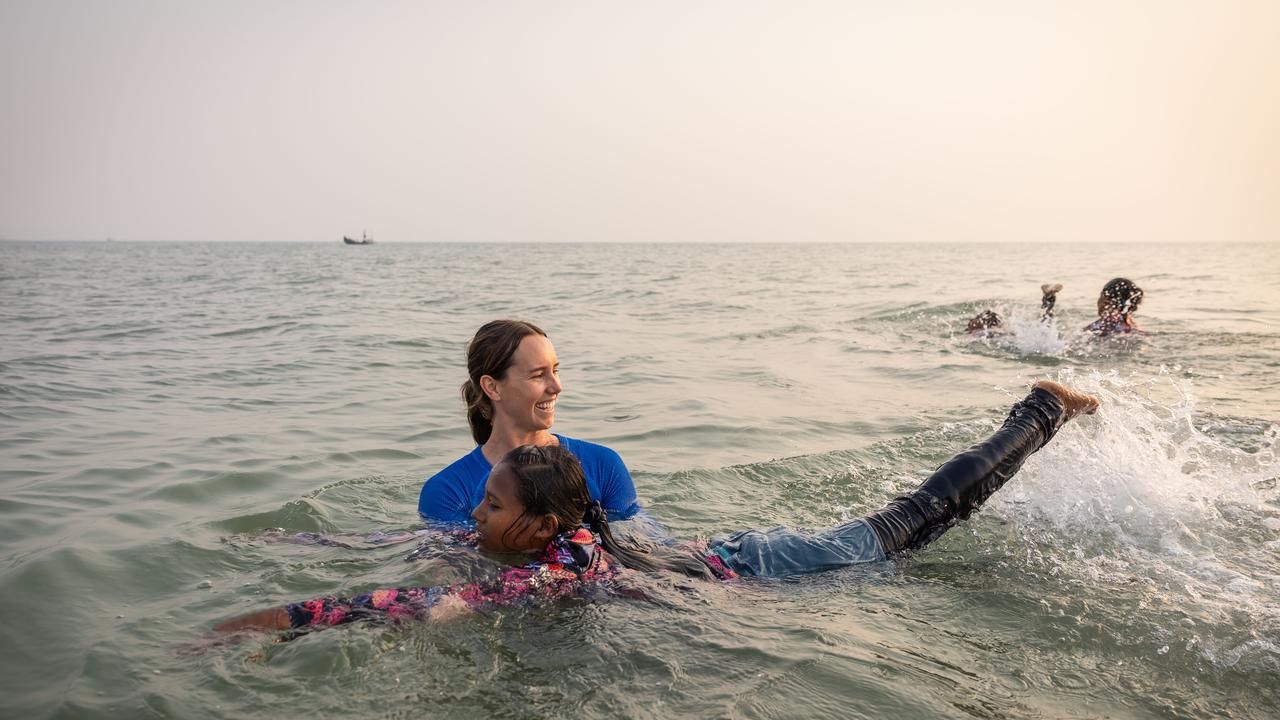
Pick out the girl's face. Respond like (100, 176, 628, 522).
(471, 463, 556, 554)
(484, 334, 562, 435)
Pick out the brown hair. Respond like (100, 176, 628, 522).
(1100, 278, 1144, 318)
(966, 310, 1002, 332)
(462, 320, 547, 444)
(502, 445, 714, 578)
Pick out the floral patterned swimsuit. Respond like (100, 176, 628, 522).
(285, 528, 734, 629)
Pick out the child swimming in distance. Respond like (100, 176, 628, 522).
(1084, 278, 1143, 336)
(213, 380, 1099, 636)
(965, 310, 1004, 335)
(965, 283, 1063, 336)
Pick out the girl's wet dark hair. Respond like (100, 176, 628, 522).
(462, 320, 547, 445)
(502, 445, 714, 579)
(966, 310, 1002, 332)
(1100, 278, 1143, 317)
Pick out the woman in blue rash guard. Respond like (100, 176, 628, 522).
(418, 320, 641, 525)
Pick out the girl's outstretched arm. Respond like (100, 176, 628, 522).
(210, 585, 464, 639)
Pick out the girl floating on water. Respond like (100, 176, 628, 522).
(214, 380, 1099, 635)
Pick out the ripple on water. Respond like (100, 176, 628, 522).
(2, 242, 1279, 718)
(145, 470, 282, 504)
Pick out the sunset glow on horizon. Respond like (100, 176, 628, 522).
(2, 1, 1277, 244)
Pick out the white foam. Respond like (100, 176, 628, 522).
(1005, 369, 1276, 531)
(997, 310, 1069, 356)
(991, 368, 1280, 668)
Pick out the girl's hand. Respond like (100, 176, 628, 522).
(427, 594, 474, 623)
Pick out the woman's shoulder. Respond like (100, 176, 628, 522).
(426, 445, 489, 482)
(554, 435, 624, 463)
(553, 436, 639, 516)
(558, 435, 622, 456)
(418, 447, 490, 521)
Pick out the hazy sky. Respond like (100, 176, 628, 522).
(2, 1, 1277, 243)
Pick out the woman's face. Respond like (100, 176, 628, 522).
(470, 463, 553, 553)
(485, 334, 562, 434)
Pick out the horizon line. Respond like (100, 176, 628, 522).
(2, 237, 1267, 245)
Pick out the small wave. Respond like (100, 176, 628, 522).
(326, 448, 423, 463)
(145, 469, 278, 504)
(400, 427, 468, 443)
(717, 324, 819, 342)
(213, 497, 334, 534)
(94, 326, 164, 340)
(210, 321, 298, 338)
(200, 434, 253, 447)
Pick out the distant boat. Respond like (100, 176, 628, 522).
(343, 230, 374, 245)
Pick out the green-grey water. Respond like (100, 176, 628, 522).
(1, 241, 1277, 718)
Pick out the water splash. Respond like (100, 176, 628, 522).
(992, 368, 1280, 671)
(997, 310, 1069, 356)
(952, 303, 1071, 356)
(1005, 369, 1276, 536)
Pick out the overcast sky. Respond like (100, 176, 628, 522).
(2, 1, 1277, 243)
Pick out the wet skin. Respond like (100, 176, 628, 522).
(471, 462, 556, 554)
(483, 335, 562, 439)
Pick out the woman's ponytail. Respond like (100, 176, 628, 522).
(461, 379, 493, 445)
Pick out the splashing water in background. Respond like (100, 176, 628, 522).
(998, 308, 1070, 356)
(959, 303, 1130, 359)
(992, 368, 1280, 672)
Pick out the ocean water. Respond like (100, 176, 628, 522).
(1, 240, 1277, 719)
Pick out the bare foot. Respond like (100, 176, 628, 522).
(1033, 380, 1100, 419)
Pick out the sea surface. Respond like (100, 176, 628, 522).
(1, 240, 1278, 719)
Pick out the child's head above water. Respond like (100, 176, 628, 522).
(1097, 277, 1143, 318)
(471, 444, 588, 553)
(472, 444, 716, 577)
(966, 310, 1003, 334)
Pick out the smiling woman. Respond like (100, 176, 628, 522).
(417, 320, 642, 524)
